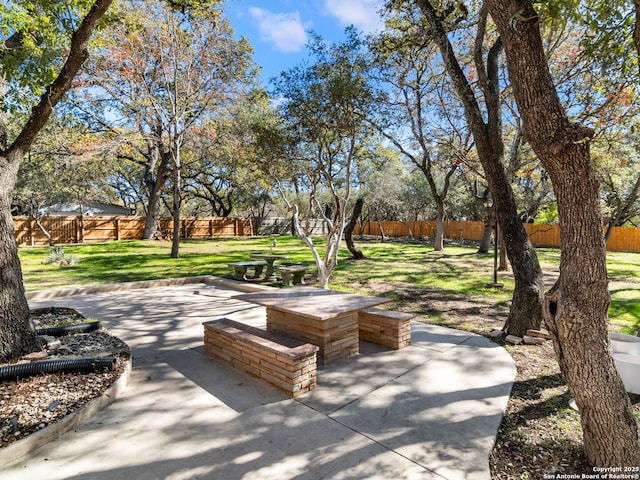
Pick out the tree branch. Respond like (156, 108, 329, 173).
(10, 0, 114, 155)
(415, 0, 486, 132)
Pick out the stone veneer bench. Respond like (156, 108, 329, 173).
(203, 318, 319, 398)
(358, 308, 414, 350)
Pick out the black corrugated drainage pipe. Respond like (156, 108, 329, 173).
(0, 358, 115, 382)
(36, 322, 101, 337)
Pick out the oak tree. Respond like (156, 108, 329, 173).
(85, 0, 255, 256)
(370, 21, 469, 251)
(411, 0, 545, 335)
(485, 0, 640, 467)
(270, 30, 380, 287)
(0, 0, 114, 361)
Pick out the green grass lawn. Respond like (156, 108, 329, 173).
(18, 236, 640, 334)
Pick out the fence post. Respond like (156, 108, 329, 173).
(28, 217, 34, 246)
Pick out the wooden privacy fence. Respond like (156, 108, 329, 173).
(13, 216, 253, 246)
(353, 220, 640, 253)
(12, 216, 640, 252)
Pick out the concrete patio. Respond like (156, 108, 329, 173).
(2, 278, 516, 480)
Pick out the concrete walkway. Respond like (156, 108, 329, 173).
(3, 279, 515, 480)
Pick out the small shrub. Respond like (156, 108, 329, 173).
(43, 246, 79, 266)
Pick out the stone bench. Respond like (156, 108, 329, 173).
(228, 260, 267, 280)
(358, 308, 414, 350)
(280, 265, 308, 286)
(203, 318, 318, 398)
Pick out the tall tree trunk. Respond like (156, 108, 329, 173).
(491, 163, 543, 335)
(291, 205, 332, 289)
(478, 206, 496, 254)
(0, 152, 37, 361)
(170, 147, 181, 259)
(434, 200, 445, 251)
(478, 223, 492, 254)
(403, 221, 414, 238)
(418, 155, 458, 252)
(345, 198, 365, 259)
(498, 229, 507, 271)
(34, 215, 53, 246)
(79, 203, 86, 244)
(416, 0, 544, 336)
(486, 0, 640, 467)
(604, 172, 640, 244)
(143, 156, 170, 240)
(377, 219, 386, 242)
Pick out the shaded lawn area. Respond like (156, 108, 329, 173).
(19, 236, 639, 334)
(20, 238, 309, 290)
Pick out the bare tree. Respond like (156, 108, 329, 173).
(369, 27, 469, 251)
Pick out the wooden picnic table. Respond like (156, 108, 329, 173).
(233, 287, 390, 365)
(250, 253, 289, 280)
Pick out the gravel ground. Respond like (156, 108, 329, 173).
(0, 308, 129, 448)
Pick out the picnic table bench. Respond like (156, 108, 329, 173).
(279, 265, 308, 286)
(203, 318, 318, 397)
(358, 308, 413, 350)
(228, 260, 267, 281)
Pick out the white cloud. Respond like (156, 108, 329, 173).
(248, 7, 308, 53)
(323, 0, 384, 33)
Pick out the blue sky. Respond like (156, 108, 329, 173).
(225, 0, 384, 87)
